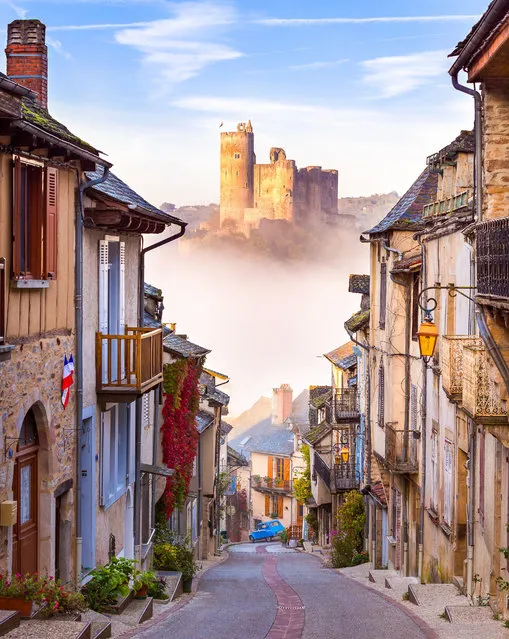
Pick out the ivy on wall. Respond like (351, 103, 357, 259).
(292, 444, 312, 504)
(161, 359, 202, 517)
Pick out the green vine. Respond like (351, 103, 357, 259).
(292, 444, 312, 504)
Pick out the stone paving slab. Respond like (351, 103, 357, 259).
(385, 576, 420, 590)
(4, 620, 91, 639)
(409, 583, 463, 607)
(445, 604, 496, 624)
(369, 568, 398, 583)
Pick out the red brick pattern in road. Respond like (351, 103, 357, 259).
(256, 546, 305, 639)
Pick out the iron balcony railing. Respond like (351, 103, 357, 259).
(442, 336, 483, 400)
(96, 326, 163, 395)
(422, 190, 471, 219)
(313, 451, 331, 489)
(385, 424, 419, 474)
(462, 344, 507, 423)
(331, 462, 358, 492)
(477, 217, 509, 299)
(334, 389, 360, 422)
(250, 477, 291, 493)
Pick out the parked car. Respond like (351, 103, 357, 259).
(249, 520, 285, 542)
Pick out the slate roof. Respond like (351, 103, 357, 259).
(144, 283, 163, 299)
(392, 252, 422, 271)
(364, 168, 438, 234)
(349, 274, 370, 295)
(196, 410, 214, 434)
(229, 417, 294, 458)
(227, 445, 249, 467)
(163, 334, 210, 358)
(304, 422, 331, 446)
(85, 165, 183, 224)
(309, 389, 332, 409)
(449, 1, 503, 67)
(324, 342, 356, 370)
(221, 421, 233, 435)
(428, 130, 475, 166)
(309, 386, 331, 401)
(209, 388, 230, 407)
(345, 309, 370, 334)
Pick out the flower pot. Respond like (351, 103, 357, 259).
(182, 578, 193, 593)
(134, 585, 148, 599)
(0, 597, 33, 617)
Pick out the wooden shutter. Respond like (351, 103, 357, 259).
(43, 167, 58, 279)
(277, 497, 283, 518)
(283, 459, 290, 482)
(378, 364, 385, 428)
(12, 158, 22, 277)
(265, 495, 270, 516)
(119, 242, 126, 378)
(99, 241, 109, 384)
(379, 262, 387, 329)
(267, 456, 273, 478)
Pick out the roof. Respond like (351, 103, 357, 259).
(309, 388, 332, 409)
(365, 168, 438, 234)
(229, 417, 294, 457)
(304, 422, 332, 446)
(349, 274, 370, 295)
(85, 165, 183, 224)
(203, 367, 229, 381)
(196, 410, 214, 434)
(392, 252, 422, 271)
(324, 342, 356, 370)
(163, 333, 210, 359)
(428, 130, 475, 167)
(227, 445, 249, 467)
(345, 309, 370, 334)
(208, 388, 230, 407)
(221, 420, 233, 435)
(144, 283, 163, 299)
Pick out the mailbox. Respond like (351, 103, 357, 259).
(0, 500, 17, 526)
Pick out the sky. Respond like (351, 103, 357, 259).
(0, 0, 488, 207)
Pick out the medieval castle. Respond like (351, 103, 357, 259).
(219, 122, 339, 231)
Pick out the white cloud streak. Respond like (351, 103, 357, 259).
(257, 15, 480, 26)
(360, 50, 450, 98)
(289, 58, 348, 70)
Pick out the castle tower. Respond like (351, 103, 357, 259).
(220, 121, 256, 228)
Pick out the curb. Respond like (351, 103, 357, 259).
(116, 550, 230, 639)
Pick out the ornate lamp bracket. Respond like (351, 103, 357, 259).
(417, 284, 476, 320)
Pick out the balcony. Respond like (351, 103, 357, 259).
(462, 344, 507, 424)
(385, 424, 419, 474)
(313, 451, 331, 489)
(251, 477, 291, 494)
(422, 190, 471, 219)
(96, 326, 163, 403)
(334, 389, 360, 422)
(331, 463, 358, 492)
(477, 218, 509, 301)
(442, 336, 483, 400)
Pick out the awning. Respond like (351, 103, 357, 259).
(140, 463, 175, 477)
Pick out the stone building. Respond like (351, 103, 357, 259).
(220, 122, 338, 231)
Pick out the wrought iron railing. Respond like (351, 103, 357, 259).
(313, 451, 331, 489)
(462, 344, 507, 421)
(477, 217, 509, 299)
(250, 477, 291, 493)
(442, 336, 483, 399)
(334, 389, 360, 421)
(422, 190, 471, 219)
(331, 463, 358, 492)
(385, 424, 418, 474)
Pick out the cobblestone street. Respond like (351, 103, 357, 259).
(128, 543, 432, 639)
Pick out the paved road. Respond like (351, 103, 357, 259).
(132, 543, 431, 639)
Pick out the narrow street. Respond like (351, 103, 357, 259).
(131, 543, 431, 639)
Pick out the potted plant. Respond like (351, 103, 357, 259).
(133, 570, 156, 599)
(176, 545, 199, 593)
(154, 541, 199, 593)
(0, 573, 41, 617)
(82, 558, 134, 612)
(252, 474, 262, 486)
(264, 476, 272, 487)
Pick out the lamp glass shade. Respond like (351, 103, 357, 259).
(340, 446, 349, 463)
(417, 320, 438, 359)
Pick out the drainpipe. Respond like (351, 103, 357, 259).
(134, 221, 187, 565)
(75, 164, 111, 583)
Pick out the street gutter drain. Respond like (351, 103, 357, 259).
(277, 605, 305, 610)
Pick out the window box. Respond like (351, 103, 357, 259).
(11, 279, 49, 289)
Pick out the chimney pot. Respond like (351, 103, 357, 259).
(6, 20, 48, 109)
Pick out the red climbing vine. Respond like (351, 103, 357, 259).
(161, 358, 202, 517)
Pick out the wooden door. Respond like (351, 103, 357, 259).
(13, 451, 38, 574)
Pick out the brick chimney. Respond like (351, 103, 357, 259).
(6, 20, 48, 109)
(272, 384, 293, 425)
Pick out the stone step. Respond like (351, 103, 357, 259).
(4, 619, 91, 639)
(452, 575, 465, 594)
(385, 576, 419, 590)
(368, 569, 398, 584)
(408, 583, 462, 607)
(81, 611, 112, 639)
(103, 590, 133, 615)
(0, 611, 19, 637)
(156, 571, 182, 600)
(445, 604, 495, 624)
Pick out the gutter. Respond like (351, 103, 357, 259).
(75, 162, 111, 583)
(0, 76, 36, 99)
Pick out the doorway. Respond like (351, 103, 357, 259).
(80, 412, 96, 572)
(13, 409, 39, 574)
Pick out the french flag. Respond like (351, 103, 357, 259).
(61, 354, 74, 409)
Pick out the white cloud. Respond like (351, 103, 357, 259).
(46, 34, 72, 59)
(8, 3, 28, 18)
(256, 15, 480, 26)
(289, 58, 348, 71)
(360, 50, 450, 98)
(113, 1, 242, 83)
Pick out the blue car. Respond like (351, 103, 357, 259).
(249, 520, 285, 542)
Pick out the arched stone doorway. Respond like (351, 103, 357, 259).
(13, 409, 39, 574)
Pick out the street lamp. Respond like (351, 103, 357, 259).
(340, 445, 350, 464)
(417, 311, 439, 361)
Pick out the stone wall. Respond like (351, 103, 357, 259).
(483, 79, 509, 220)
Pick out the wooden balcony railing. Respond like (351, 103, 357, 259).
(477, 217, 509, 300)
(462, 344, 507, 423)
(422, 190, 471, 219)
(442, 336, 482, 400)
(251, 477, 291, 493)
(96, 326, 163, 399)
(331, 462, 358, 492)
(334, 389, 360, 422)
(385, 424, 419, 474)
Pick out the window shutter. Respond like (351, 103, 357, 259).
(378, 364, 385, 428)
(410, 384, 417, 432)
(277, 497, 283, 518)
(12, 158, 22, 277)
(265, 495, 270, 516)
(119, 241, 126, 333)
(44, 167, 58, 279)
(379, 262, 387, 329)
(267, 456, 274, 478)
(283, 459, 290, 482)
(99, 240, 109, 384)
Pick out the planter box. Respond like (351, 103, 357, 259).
(0, 597, 32, 618)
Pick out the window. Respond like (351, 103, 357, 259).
(410, 384, 418, 432)
(12, 159, 58, 280)
(479, 426, 485, 528)
(101, 403, 132, 508)
(444, 440, 453, 525)
(379, 262, 387, 329)
(431, 425, 439, 511)
(0, 258, 5, 344)
(377, 364, 385, 428)
(411, 273, 420, 340)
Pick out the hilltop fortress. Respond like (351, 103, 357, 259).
(220, 121, 339, 232)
